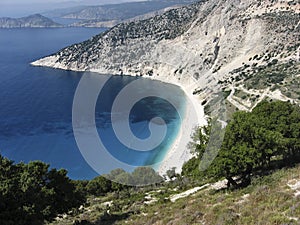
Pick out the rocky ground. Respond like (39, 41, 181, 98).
(49, 165, 300, 225)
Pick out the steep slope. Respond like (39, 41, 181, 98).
(32, 0, 300, 104)
(49, 165, 300, 225)
(0, 14, 62, 28)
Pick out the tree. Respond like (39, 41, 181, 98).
(209, 101, 300, 187)
(0, 157, 86, 225)
(104, 168, 129, 191)
(187, 122, 211, 158)
(251, 100, 300, 160)
(185, 101, 300, 188)
(166, 167, 176, 180)
(86, 176, 112, 196)
(182, 157, 202, 180)
(104, 167, 163, 186)
(131, 167, 163, 186)
(182, 122, 212, 181)
(0, 155, 22, 225)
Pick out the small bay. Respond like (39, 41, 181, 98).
(0, 27, 186, 179)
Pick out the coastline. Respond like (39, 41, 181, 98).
(151, 76, 207, 175)
(31, 59, 207, 176)
(93, 70, 207, 176)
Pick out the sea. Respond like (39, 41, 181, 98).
(0, 27, 186, 180)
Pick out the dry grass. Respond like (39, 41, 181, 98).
(49, 165, 300, 225)
(117, 165, 300, 225)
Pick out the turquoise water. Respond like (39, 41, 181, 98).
(0, 27, 186, 179)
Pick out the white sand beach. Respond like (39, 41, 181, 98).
(154, 77, 207, 175)
(123, 72, 207, 176)
(89, 69, 207, 175)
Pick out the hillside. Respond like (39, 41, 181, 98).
(32, 0, 300, 108)
(49, 165, 300, 225)
(1, 100, 299, 225)
(0, 14, 62, 28)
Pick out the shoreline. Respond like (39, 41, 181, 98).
(96, 71, 207, 176)
(151, 76, 207, 175)
(31, 60, 207, 176)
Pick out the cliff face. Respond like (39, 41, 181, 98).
(0, 14, 62, 28)
(32, 0, 299, 103)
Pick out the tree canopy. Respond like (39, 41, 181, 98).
(183, 101, 300, 187)
(0, 157, 85, 225)
(104, 167, 163, 186)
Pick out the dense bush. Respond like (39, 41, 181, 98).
(0, 158, 85, 225)
(104, 167, 163, 186)
(183, 101, 300, 188)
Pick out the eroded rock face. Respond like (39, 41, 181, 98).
(32, 0, 300, 97)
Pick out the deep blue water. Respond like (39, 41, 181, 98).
(0, 28, 185, 180)
(51, 18, 84, 26)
